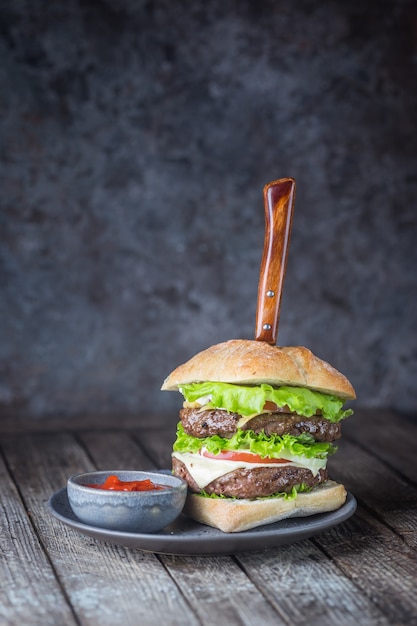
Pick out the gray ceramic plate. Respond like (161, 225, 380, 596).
(48, 487, 357, 555)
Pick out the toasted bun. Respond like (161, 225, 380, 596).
(161, 340, 355, 400)
(184, 480, 347, 533)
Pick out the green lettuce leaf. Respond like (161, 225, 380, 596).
(180, 382, 353, 422)
(173, 422, 336, 460)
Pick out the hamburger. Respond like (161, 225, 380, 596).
(161, 339, 356, 532)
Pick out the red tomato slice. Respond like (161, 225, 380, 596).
(200, 449, 288, 464)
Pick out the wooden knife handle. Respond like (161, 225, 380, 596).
(255, 177, 296, 344)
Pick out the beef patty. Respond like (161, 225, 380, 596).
(180, 407, 341, 442)
(172, 457, 328, 498)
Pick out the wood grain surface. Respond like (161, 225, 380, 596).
(0, 409, 416, 625)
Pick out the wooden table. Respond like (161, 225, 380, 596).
(1, 408, 416, 626)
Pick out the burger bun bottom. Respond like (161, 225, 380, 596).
(184, 480, 347, 533)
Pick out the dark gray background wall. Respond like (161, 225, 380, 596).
(1, 0, 416, 423)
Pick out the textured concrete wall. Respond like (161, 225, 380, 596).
(1, 0, 416, 422)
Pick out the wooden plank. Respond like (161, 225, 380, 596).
(328, 438, 417, 549)
(78, 430, 157, 471)
(314, 506, 417, 625)
(342, 409, 417, 483)
(158, 553, 287, 625)
(0, 432, 200, 626)
(0, 413, 171, 434)
(236, 538, 391, 626)
(134, 425, 175, 470)
(315, 415, 417, 624)
(0, 448, 77, 626)
(236, 430, 417, 626)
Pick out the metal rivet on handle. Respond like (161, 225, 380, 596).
(263, 324, 272, 331)
(266, 290, 275, 298)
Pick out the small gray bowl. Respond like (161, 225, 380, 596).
(67, 470, 187, 533)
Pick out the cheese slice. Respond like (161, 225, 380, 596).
(182, 398, 279, 429)
(236, 414, 262, 429)
(172, 451, 327, 489)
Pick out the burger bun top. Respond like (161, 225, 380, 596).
(161, 339, 356, 400)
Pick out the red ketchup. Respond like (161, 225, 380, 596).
(85, 475, 167, 492)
